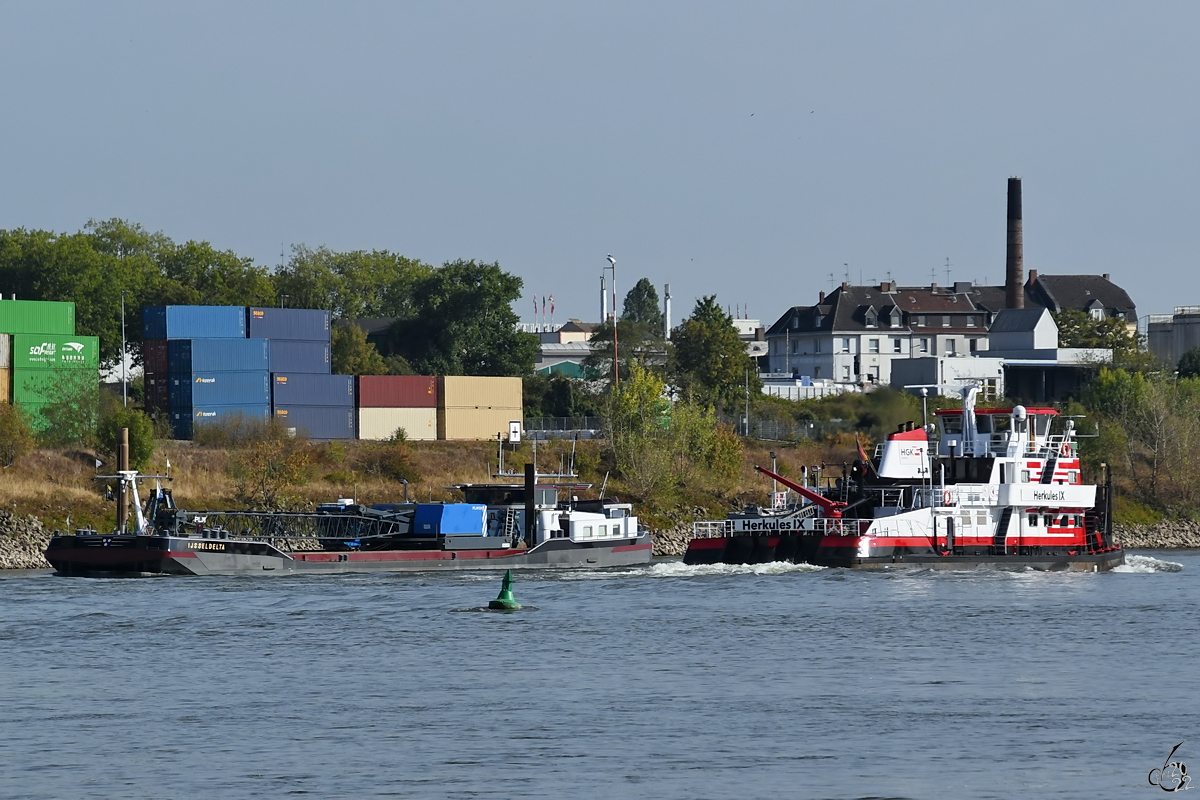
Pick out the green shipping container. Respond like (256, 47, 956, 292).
(11, 334, 99, 370)
(0, 300, 75, 335)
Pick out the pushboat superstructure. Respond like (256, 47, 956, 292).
(45, 466, 652, 577)
(685, 385, 1124, 571)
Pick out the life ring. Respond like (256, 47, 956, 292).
(942, 490, 952, 505)
(1060, 441, 1071, 457)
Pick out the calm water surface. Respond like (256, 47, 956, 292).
(1, 552, 1196, 799)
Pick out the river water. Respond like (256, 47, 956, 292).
(0, 552, 1196, 799)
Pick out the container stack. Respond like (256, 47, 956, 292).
(437, 376, 523, 441)
(142, 305, 271, 439)
(357, 376, 438, 441)
(0, 300, 98, 431)
(249, 308, 350, 440)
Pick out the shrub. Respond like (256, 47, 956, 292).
(0, 404, 35, 467)
(97, 405, 156, 471)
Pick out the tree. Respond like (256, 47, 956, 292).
(230, 423, 315, 511)
(1179, 347, 1200, 379)
(97, 405, 156, 472)
(273, 245, 432, 320)
(390, 260, 538, 376)
(331, 322, 389, 376)
(668, 295, 760, 411)
(0, 405, 35, 467)
(1054, 309, 1153, 369)
(622, 278, 663, 330)
(584, 318, 667, 386)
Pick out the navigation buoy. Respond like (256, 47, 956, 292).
(488, 569, 521, 610)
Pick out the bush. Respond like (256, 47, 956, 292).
(0, 404, 35, 467)
(98, 405, 156, 471)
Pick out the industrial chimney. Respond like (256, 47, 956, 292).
(1005, 177, 1024, 309)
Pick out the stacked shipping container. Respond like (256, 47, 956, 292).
(142, 306, 271, 439)
(252, 308, 351, 440)
(357, 376, 438, 440)
(437, 376, 523, 441)
(0, 300, 98, 432)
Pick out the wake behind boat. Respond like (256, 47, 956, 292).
(46, 464, 652, 577)
(684, 385, 1124, 571)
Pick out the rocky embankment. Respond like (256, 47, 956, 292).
(1115, 521, 1200, 549)
(0, 512, 52, 570)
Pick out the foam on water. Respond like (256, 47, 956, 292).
(1112, 553, 1184, 573)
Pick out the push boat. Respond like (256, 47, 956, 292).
(45, 465, 652, 577)
(684, 386, 1125, 571)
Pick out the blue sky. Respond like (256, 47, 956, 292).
(2, 2, 1196, 326)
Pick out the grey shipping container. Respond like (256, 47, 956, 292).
(271, 373, 354, 407)
(143, 305, 246, 340)
(268, 340, 331, 374)
(272, 405, 356, 440)
(171, 403, 271, 439)
(168, 339, 270, 373)
(247, 307, 331, 341)
(170, 371, 271, 407)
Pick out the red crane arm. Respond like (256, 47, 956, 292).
(754, 465, 844, 517)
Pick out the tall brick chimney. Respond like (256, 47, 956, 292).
(1005, 177, 1024, 309)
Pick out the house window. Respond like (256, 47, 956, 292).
(969, 338, 979, 353)
(946, 339, 957, 356)
(1090, 308, 1105, 321)
(892, 338, 902, 353)
(919, 338, 929, 354)
(814, 366, 821, 378)
(917, 315, 926, 327)
(843, 365, 851, 380)
(942, 315, 951, 327)
(792, 339, 799, 354)
(966, 315, 977, 327)
(841, 338, 851, 353)
(868, 338, 880, 354)
(814, 339, 820, 353)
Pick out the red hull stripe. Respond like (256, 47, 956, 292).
(613, 543, 653, 553)
(688, 538, 728, 550)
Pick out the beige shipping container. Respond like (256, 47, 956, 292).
(438, 406, 523, 441)
(438, 376, 522, 410)
(0, 335, 9, 369)
(0, 368, 9, 403)
(358, 407, 437, 441)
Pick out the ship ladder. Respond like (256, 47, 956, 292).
(502, 509, 521, 545)
(1039, 452, 1059, 485)
(993, 507, 1013, 556)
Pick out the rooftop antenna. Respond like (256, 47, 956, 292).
(945, 257, 952, 285)
(828, 272, 835, 289)
(844, 263, 851, 284)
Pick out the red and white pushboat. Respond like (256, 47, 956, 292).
(684, 386, 1124, 571)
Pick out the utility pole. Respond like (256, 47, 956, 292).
(606, 255, 618, 388)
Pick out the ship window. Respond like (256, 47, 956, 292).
(941, 415, 963, 434)
(976, 416, 993, 434)
(1060, 515, 1071, 527)
(599, 525, 607, 536)
(1021, 470, 1030, 483)
(1044, 514, 1054, 527)
(977, 512, 988, 527)
(582, 525, 592, 538)
(959, 513, 971, 528)
(1028, 513, 1038, 527)
(1076, 515, 1084, 527)
(1034, 416, 1052, 436)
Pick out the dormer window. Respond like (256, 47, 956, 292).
(813, 314, 823, 327)
(863, 306, 877, 328)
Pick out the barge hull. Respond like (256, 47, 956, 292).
(46, 534, 653, 577)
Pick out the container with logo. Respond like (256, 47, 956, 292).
(170, 371, 271, 407)
(168, 339, 269, 373)
(357, 375, 437, 408)
(11, 334, 100, 370)
(358, 407, 436, 440)
(273, 405, 356, 440)
(143, 305, 246, 340)
(271, 374, 354, 407)
(170, 404, 271, 439)
(247, 307, 331, 342)
(0, 300, 75, 335)
(267, 340, 331, 374)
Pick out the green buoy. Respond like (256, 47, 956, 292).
(488, 569, 521, 610)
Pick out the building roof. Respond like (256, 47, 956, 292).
(1027, 274, 1136, 317)
(986, 307, 1049, 333)
(558, 318, 599, 334)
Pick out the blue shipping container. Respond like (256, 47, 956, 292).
(268, 340, 331, 374)
(272, 405, 356, 440)
(271, 373, 354, 407)
(169, 371, 271, 407)
(412, 504, 488, 536)
(170, 403, 271, 440)
(168, 339, 270, 373)
(143, 306, 247, 340)
(246, 307, 331, 342)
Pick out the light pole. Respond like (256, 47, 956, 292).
(280, 294, 289, 309)
(120, 290, 128, 408)
(770, 450, 777, 501)
(606, 255, 618, 388)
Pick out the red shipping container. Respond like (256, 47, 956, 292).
(143, 339, 169, 375)
(357, 375, 438, 408)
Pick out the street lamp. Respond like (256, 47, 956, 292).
(120, 290, 128, 408)
(280, 294, 289, 309)
(606, 255, 618, 388)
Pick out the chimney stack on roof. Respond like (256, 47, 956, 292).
(819, 291, 826, 303)
(1006, 177, 1024, 309)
